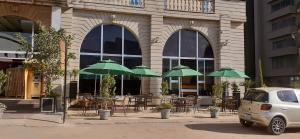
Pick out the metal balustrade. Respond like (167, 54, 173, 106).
(165, 0, 215, 13)
(79, 0, 145, 7)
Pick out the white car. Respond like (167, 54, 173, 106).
(238, 87, 300, 135)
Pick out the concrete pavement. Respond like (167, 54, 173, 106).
(1, 111, 300, 139)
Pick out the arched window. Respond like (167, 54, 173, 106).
(163, 29, 214, 96)
(80, 24, 142, 96)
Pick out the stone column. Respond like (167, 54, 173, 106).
(219, 14, 231, 69)
(149, 14, 164, 98)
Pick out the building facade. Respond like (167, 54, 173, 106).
(0, 0, 246, 98)
(253, 0, 300, 87)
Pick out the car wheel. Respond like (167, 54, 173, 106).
(240, 119, 253, 127)
(268, 117, 286, 135)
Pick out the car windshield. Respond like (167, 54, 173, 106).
(244, 90, 269, 103)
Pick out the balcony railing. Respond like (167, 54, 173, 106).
(79, 0, 145, 8)
(165, 0, 215, 13)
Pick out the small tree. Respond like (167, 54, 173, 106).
(0, 70, 8, 95)
(257, 59, 267, 87)
(231, 82, 240, 92)
(100, 75, 116, 110)
(17, 25, 75, 96)
(161, 80, 169, 96)
(212, 82, 223, 107)
(241, 79, 255, 92)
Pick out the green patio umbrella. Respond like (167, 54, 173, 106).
(132, 65, 161, 95)
(163, 65, 202, 77)
(207, 67, 249, 78)
(84, 59, 133, 75)
(132, 65, 161, 77)
(163, 65, 203, 97)
(207, 67, 249, 111)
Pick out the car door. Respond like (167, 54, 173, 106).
(276, 90, 300, 124)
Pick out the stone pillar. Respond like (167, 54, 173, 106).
(61, 8, 74, 98)
(219, 14, 231, 69)
(149, 14, 164, 97)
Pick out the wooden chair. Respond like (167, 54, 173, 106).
(122, 96, 130, 116)
(185, 95, 195, 113)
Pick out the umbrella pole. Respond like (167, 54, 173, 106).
(140, 76, 142, 95)
(94, 75, 97, 97)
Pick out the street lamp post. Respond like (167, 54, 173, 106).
(62, 42, 67, 124)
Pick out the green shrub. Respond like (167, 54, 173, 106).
(157, 103, 173, 110)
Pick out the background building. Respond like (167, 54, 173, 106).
(253, 0, 300, 87)
(0, 0, 246, 99)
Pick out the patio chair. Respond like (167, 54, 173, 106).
(225, 98, 238, 113)
(134, 97, 145, 111)
(185, 95, 195, 113)
(192, 96, 201, 114)
(116, 96, 130, 116)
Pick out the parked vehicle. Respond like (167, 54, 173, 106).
(238, 87, 300, 135)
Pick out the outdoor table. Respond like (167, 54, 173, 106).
(132, 95, 151, 110)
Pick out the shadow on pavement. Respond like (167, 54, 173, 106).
(185, 123, 270, 135)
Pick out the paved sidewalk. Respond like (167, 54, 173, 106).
(1, 111, 300, 139)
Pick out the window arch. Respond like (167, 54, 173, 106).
(163, 29, 214, 96)
(80, 24, 142, 96)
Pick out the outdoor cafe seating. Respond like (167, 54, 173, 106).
(76, 90, 241, 116)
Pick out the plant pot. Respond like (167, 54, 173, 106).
(210, 108, 220, 118)
(99, 109, 111, 120)
(161, 109, 171, 119)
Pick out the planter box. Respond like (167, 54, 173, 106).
(41, 97, 55, 113)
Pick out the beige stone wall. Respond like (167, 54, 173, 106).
(0, 3, 51, 25)
(0, 0, 247, 95)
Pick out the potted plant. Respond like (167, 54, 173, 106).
(159, 80, 169, 103)
(99, 75, 116, 120)
(0, 102, 7, 119)
(209, 82, 223, 118)
(157, 80, 172, 119)
(157, 103, 173, 119)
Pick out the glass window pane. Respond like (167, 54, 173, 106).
(102, 56, 122, 65)
(79, 55, 100, 69)
(277, 90, 298, 103)
(163, 31, 179, 56)
(181, 30, 196, 57)
(103, 25, 122, 54)
(198, 60, 204, 81)
(124, 29, 141, 55)
(80, 26, 101, 53)
(163, 59, 170, 73)
(205, 60, 214, 90)
(124, 57, 142, 96)
(79, 55, 100, 95)
(198, 33, 212, 58)
(124, 57, 142, 69)
(181, 59, 197, 94)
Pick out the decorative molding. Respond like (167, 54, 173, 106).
(151, 37, 160, 44)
